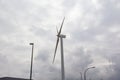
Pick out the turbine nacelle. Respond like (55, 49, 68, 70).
(59, 34, 66, 38)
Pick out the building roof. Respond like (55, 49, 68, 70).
(0, 77, 29, 80)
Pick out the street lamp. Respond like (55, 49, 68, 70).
(84, 67, 95, 80)
(80, 72, 83, 80)
(29, 43, 34, 80)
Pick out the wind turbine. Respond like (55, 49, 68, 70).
(53, 17, 66, 80)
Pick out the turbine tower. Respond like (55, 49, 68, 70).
(53, 17, 66, 80)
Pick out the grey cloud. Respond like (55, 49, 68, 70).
(35, 50, 50, 62)
(64, 47, 93, 80)
(30, 26, 54, 40)
(99, 0, 120, 26)
(62, 0, 77, 9)
(108, 53, 120, 80)
(0, 0, 120, 80)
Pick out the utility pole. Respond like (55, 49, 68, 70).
(29, 43, 34, 80)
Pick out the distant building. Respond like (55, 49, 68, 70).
(0, 77, 29, 80)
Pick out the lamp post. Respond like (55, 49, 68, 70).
(80, 72, 83, 80)
(29, 43, 34, 80)
(84, 67, 95, 80)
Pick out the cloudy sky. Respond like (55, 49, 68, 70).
(0, 0, 120, 80)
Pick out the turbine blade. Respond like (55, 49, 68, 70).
(58, 17, 65, 35)
(53, 17, 65, 63)
(53, 37, 59, 63)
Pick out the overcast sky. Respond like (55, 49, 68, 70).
(0, 0, 120, 80)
